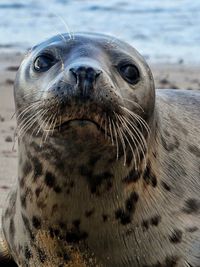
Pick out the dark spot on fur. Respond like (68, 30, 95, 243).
(79, 165, 113, 194)
(63, 219, 88, 243)
(125, 192, 139, 212)
(63, 252, 70, 262)
(37, 248, 47, 263)
(164, 130, 170, 137)
(9, 218, 15, 238)
(115, 192, 139, 225)
(89, 154, 101, 166)
(69, 181, 74, 188)
(49, 227, 60, 238)
(169, 229, 182, 243)
(85, 209, 95, 218)
(143, 162, 157, 187)
(122, 169, 140, 184)
(165, 255, 178, 267)
(161, 134, 180, 152)
(91, 172, 113, 194)
(152, 151, 157, 158)
(45, 172, 56, 188)
(182, 198, 200, 214)
(150, 215, 161, 226)
(115, 209, 131, 225)
(32, 216, 41, 229)
(21, 213, 34, 240)
(30, 142, 41, 152)
(24, 245, 32, 260)
(102, 214, 108, 222)
(32, 157, 43, 181)
(186, 226, 198, 233)
(20, 194, 27, 208)
(51, 204, 58, 215)
(161, 181, 171, 191)
(79, 165, 92, 177)
(142, 220, 149, 230)
(20, 188, 33, 208)
(59, 221, 66, 230)
(23, 161, 32, 176)
(35, 187, 43, 197)
(54, 185, 62, 193)
(73, 219, 81, 228)
(19, 177, 25, 188)
(142, 255, 178, 267)
(188, 145, 200, 158)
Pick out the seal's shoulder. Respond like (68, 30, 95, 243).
(155, 89, 200, 139)
(156, 89, 200, 115)
(156, 88, 200, 101)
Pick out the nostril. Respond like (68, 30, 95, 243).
(95, 70, 102, 79)
(69, 68, 78, 82)
(69, 68, 76, 76)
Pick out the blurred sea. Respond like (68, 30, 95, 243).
(0, 0, 199, 63)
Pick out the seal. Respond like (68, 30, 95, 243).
(1, 32, 200, 267)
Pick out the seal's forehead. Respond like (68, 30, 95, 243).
(32, 32, 133, 53)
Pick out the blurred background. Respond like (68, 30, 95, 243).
(0, 0, 200, 210)
(0, 0, 200, 63)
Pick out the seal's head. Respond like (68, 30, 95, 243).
(14, 32, 155, 166)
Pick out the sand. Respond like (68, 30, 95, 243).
(0, 51, 200, 214)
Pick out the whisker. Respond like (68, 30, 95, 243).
(17, 101, 42, 121)
(104, 114, 108, 140)
(44, 114, 55, 143)
(121, 115, 147, 167)
(108, 117, 114, 145)
(117, 115, 138, 169)
(121, 97, 144, 112)
(116, 121, 127, 166)
(56, 15, 73, 40)
(121, 106, 150, 135)
(18, 109, 45, 139)
(17, 107, 43, 135)
(36, 109, 50, 136)
(111, 120, 119, 160)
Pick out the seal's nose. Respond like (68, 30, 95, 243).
(69, 66, 102, 98)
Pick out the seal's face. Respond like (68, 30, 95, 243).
(14, 32, 155, 165)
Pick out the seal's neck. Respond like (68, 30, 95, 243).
(17, 118, 159, 267)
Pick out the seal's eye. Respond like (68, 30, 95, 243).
(119, 64, 140, 85)
(34, 55, 56, 72)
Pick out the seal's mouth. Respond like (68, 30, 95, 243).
(53, 118, 107, 135)
(56, 119, 100, 129)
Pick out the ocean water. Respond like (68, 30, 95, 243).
(0, 0, 200, 63)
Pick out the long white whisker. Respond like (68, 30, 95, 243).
(36, 109, 50, 136)
(122, 98, 144, 112)
(108, 117, 114, 145)
(56, 15, 73, 40)
(115, 118, 127, 166)
(121, 115, 147, 167)
(117, 115, 138, 169)
(17, 108, 44, 137)
(44, 114, 55, 143)
(121, 106, 150, 135)
(111, 120, 119, 160)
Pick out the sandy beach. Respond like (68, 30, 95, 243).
(0, 51, 200, 213)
